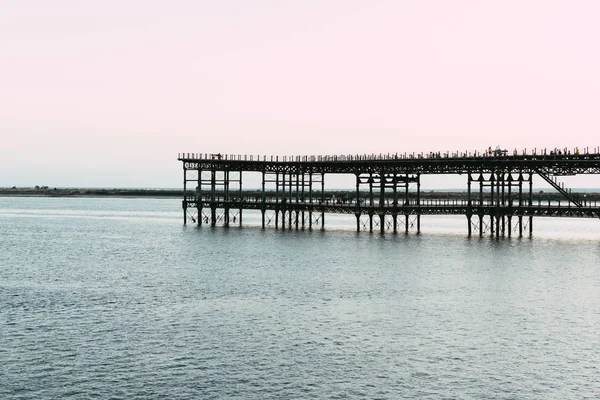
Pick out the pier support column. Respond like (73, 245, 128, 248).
(529, 217, 533, 236)
(529, 174, 534, 236)
(210, 169, 217, 226)
(490, 172, 495, 237)
(404, 173, 409, 233)
(282, 197, 286, 229)
(495, 215, 500, 238)
(368, 173, 374, 232)
(355, 174, 361, 232)
(261, 171, 266, 229)
(518, 216, 523, 237)
(288, 173, 292, 229)
(282, 171, 287, 229)
(197, 166, 202, 225)
(392, 173, 398, 233)
(379, 171, 386, 234)
(293, 171, 298, 230)
(467, 174, 472, 237)
(275, 171, 280, 229)
(238, 169, 243, 227)
(309, 172, 314, 230)
(518, 173, 524, 237)
(223, 170, 230, 227)
(210, 208, 216, 226)
(479, 174, 484, 236)
(416, 173, 421, 234)
(282, 209, 286, 229)
(321, 173, 325, 230)
(467, 215, 472, 237)
(183, 166, 187, 225)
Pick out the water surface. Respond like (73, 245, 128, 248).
(1, 197, 599, 399)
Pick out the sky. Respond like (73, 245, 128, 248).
(2, 0, 600, 189)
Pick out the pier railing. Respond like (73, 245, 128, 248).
(178, 148, 600, 163)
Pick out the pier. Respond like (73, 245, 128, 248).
(178, 148, 600, 237)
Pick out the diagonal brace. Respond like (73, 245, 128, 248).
(535, 167, 583, 207)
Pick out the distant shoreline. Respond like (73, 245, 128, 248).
(0, 188, 182, 198)
(2, 187, 600, 201)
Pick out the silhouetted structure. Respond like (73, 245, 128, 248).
(178, 148, 600, 237)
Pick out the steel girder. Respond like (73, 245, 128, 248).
(181, 157, 600, 176)
(184, 199, 600, 219)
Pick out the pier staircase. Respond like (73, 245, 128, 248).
(534, 167, 583, 207)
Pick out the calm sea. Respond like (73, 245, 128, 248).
(1, 197, 599, 399)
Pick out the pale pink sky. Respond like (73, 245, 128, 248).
(2, 1, 599, 188)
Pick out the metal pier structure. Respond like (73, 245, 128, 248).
(178, 149, 600, 237)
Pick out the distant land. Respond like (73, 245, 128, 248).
(0, 187, 182, 198)
(2, 187, 600, 201)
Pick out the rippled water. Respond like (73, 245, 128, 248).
(1, 197, 600, 399)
